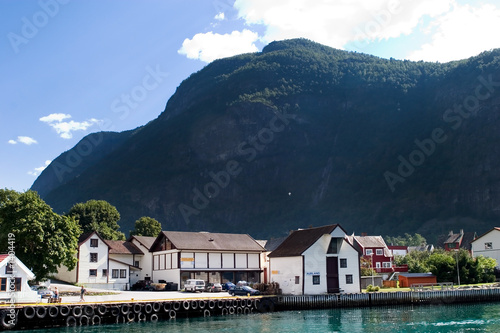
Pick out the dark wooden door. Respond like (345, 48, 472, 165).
(326, 257, 339, 293)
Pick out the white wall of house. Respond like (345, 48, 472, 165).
(108, 260, 130, 290)
(270, 256, 303, 295)
(472, 229, 500, 266)
(78, 236, 109, 285)
(269, 227, 361, 295)
(54, 259, 77, 284)
(130, 238, 153, 281)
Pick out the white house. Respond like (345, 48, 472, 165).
(127, 235, 156, 283)
(0, 254, 40, 303)
(55, 231, 144, 290)
(268, 224, 361, 295)
(471, 227, 500, 266)
(150, 231, 265, 289)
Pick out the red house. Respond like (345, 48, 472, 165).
(348, 235, 407, 274)
(440, 230, 477, 252)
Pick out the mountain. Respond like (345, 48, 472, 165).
(32, 39, 500, 243)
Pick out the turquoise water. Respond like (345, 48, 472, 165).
(17, 303, 500, 332)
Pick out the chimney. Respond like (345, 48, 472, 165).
(460, 229, 464, 235)
(361, 232, 367, 237)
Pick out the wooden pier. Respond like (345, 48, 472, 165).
(3, 287, 500, 330)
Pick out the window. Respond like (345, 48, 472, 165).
(90, 253, 98, 262)
(295, 276, 300, 284)
(102, 269, 108, 277)
(383, 262, 391, 268)
(90, 239, 98, 247)
(485, 242, 493, 250)
(376, 249, 383, 255)
(327, 238, 340, 254)
(112, 269, 119, 278)
(89, 269, 97, 277)
(365, 249, 373, 255)
(312, 275, 320, 285)
(134, 261, 139, 268)
(376, 262, 381, 268)
(1, 278, 22, 291)
(120, 269, 127, 278)
(340, 258, 347, 268)
(346, 275, 353, 284)
(5, 263, 13, 274)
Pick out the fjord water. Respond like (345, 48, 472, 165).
(20, 302, 500, 333)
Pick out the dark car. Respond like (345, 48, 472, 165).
(228, 286, 260, 296)
(206, 283, 222, 292)
(222, 282, 236, 291)
(131, 280, 155, 291)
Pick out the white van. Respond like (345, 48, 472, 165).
(184, 279, 205, 292)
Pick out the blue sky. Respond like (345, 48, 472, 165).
(2, 0, 500, 192)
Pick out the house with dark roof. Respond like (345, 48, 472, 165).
(150, 231, 265, 289)
(439, 230, 477, 252)
(54, 231, 144, 290)
(471, 227, 500, 266)
(268, 225, 361, 295)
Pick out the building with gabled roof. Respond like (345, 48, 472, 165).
(127, 235, 156, 283)
(439, 230, 477, 252)
(0, 254, 40, 303)
(268, 224, 361, 295)
(347, 234, 401, 274)
(54, 231, 144, 290)
(471, 227, 500, 266)
(150, 231, 265, 289)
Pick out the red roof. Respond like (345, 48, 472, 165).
(0, 254, 9, 262)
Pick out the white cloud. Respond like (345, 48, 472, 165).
(40, 113, 101, 139)
(39, 113, 71, 123)
(407, 3, 500, 62)
(215, 12, 225, 21)
(233, 0, 454, 49)
(8, 136, 38, 145)
(178, 29, 260, 63)
(28, 160, 51, 177)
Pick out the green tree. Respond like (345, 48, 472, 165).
(385, 233, 427, 246)
(0, 189, 80, 281)
(67, 200, 125, 240)
(130, 216, 162, 237)
(395, 249, 431, 273)
(360, 256, 376, 276)
(427, 250, 456, 282)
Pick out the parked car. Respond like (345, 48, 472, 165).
(184, 279, 205, 292)
(228, 286, 260, 296)
(131, 280, 155, 291)
(222, 282, 236, 291)
(31, 285, 54, 298)
(205, 283, 222, 292)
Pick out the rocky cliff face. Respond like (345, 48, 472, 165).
(32, 39, 500, 241)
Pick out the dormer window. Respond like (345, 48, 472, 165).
(327, 238, 340, 254)
(90, 239, 98, 247)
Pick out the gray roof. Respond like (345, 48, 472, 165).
(348, 235, 393, 257)
(129, 235, 157, 250)
(104, 240, 144, 255)
(152, 231, 265, 252)
(399, 273, 435, 278)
